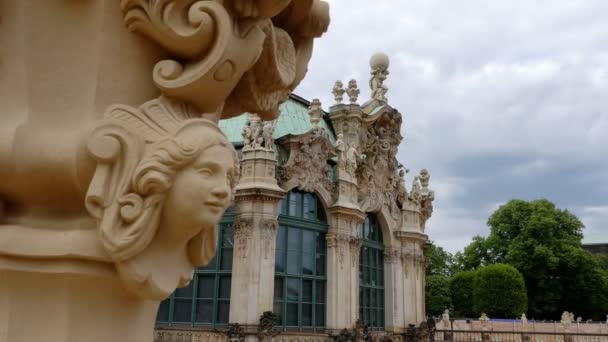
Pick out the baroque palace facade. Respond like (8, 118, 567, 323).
(154, 55, 436, 342)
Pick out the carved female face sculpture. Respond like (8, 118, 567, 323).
(86, 112, 239, 300)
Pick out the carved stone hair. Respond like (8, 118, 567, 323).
(87, 118, 239, 264)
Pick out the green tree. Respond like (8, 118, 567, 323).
(473, 264, 527, 318)
(426, 241, 454, 276)
(450, 271, 476, 318)
(426, 275, 452, 317)
(458, 199, 608, 319)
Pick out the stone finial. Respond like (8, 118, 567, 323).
(309, 98, 323, 127)
(369, 52, 390, 103)
(346, 79, 360, 104)
(332, 80, 345, 104)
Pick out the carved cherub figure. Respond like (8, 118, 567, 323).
(332, 80, 345, 104)
(261, 120, 276, 150)
(397, 169, 408, 207)
(86, 101, 239, 300)
(369, 53, 390, 102)
(345, 143, 359, 175)
(242, 120, 252, 149)
(335, 134, 346, 166)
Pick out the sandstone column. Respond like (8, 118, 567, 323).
(230, 121, 286, 328)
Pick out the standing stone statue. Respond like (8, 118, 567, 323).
(369, 53, 390, 103)
(521, 313, 528, 324)
(335, 134, 347, 165)
(441, 309, 451, 328)
(242, 120, 253, 149)
(261, 120, 276, 150)
(345, 143, 360, 175)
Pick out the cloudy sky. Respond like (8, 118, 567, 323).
(294, 0, 608, 253)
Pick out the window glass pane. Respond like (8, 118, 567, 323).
(278, 198, 286, 215)
(275, 250, 285, 273)
(287, 229, 301, 251)
(316, 281, 325, 303)
(175, 281, 193, 298)
(316, 304, 325, 326)
(361, 247, 369, 267)
(217, 301, 230, 324)
(303, 193, 315, 219)
(315, 254, 325, 276)
(220, 249, 233, 270)
(173, 298, 193, 322)
(200, 255, 217, 270)
(370, 310, 376, 327)
(219, 276, 231, 299)
(195, 299, 213, 323)
(302, 304, 312, 326)
(286, 278, 299, 302)
(286, 303, 298, 326)
(378, 268, 384, 286)
(302, 230, 315, 252)
(316, 201, 326, 221)
(370, 289, 376, 307)
(370, 267, 377, 285)
(302, 279, 313, 302)
(157, 299, 170, 322)
(197, 275, 214, 298)
(288, 193, 301, 217)
(276, 226, 286, 250)
(302, 252, 314, 275)
(286, 251, 299, 274)
(274, 278, 284, 299)
(377, 290, 384, 309)
(273, 302, 283, 325)
(222, 225, 234, 248)
(316, 233, 326, 252)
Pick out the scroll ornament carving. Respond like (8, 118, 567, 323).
(356, 109, 402, 219)
(383, 248, 400, 265)
(121, 0, 330, 120)
(278, 127, 335, 193)
(234, 216, 254, 258)
(260, 218, 278, 259)
(85, 96, 239, 300)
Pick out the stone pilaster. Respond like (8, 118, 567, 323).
(325, 208, 365, 333)
(383, 246, 404, 333)
(230, 149, 286, 326)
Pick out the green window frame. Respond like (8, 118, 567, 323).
(274, 191, 328, 332)
(359, 215, 385, 330)
(156, 211, 235, 327)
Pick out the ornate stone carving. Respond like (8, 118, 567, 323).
(121, 0, 330, 120)
(260, 218, 278, 259)
(349, 237, 362, 264)
(369, 53, 389, 103)
(384, 248, 400, 265)
(356, 108, 402, 217)
(257, 311, 280, 339)
(326, 233, 338, 248)
(346, 79, 360, 104)
(261, 120, 277, 150)
(332, 80, 345, 104)
(277, 127, 335, 193)
(396, 168, 408, 208)
(234, 216, 254, 258)
(309, 98, 323, 127)
(85, 96, 239, 299)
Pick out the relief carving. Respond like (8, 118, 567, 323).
(260, 218, 278, 259)
(383, 248, 400, 265)
(349, 237, 362, 265)
(234, 216, 254, 259)
(277, 127, 335, 193)
(85, 97, 239, 299)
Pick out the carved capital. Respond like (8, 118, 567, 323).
(384, 248, 400, 265)
(349, 236, 362, 265)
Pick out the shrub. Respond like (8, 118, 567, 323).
(473, 264, 527, 318)
(450, 270, 476, 318)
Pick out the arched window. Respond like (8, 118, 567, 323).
(274, 191, 328, 331)
(156, 208, 236, 326)
(359, 215, 385, 329)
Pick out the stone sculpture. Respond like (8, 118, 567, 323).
(333, 80, 346, 104)
(521, 313, 528, 324)
(442, 309, 451, 328)
(335, 134, 347, 164)
(0, 0, 329, 341)
(397, 168, 408, 207)
(345, 143, 360, 176)
(261, 120, 277, 150)
(86, 101, 240, 299)
(369, 52, 390, 103)
(309, 98, 323, 127)
(346, 79, 360, 104)
(242, 120, 253, 148)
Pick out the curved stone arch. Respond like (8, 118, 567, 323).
(280, 180, 335, 218)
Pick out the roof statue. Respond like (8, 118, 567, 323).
(346, 79, 360, 104)
(309, 98, 323, 127)
(369, 52, 390, 103)
(333, 80, 346, 104)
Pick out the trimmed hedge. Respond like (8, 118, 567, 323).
(473, 264, 527, 318)
(450, 271, 476, 318)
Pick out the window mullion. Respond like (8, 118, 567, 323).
(190, 273, 199, 324)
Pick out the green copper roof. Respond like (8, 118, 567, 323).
(219, 95, 336, 144)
